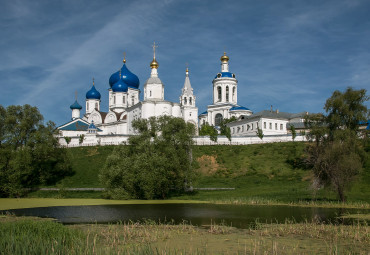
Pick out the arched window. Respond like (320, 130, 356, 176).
(123, 96, 125, 104)
(189, 97, 192, 105)
(113, 96, 116, 104)
(131, 96, 135, 105)
(95, 102, 98, 110)
(184, 97, 187, 105)
(226, 86, 229, 102)
(232, 87, 236, 101)
(217, 86, 222, 102)
(215, 113, 223, 126)
(150, 90, 152, 97)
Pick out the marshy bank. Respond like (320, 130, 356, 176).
(1, 215, 369, 254)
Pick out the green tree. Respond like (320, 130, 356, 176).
(199, 122, 218, 142)
(256, 128, 264, 140)
(219, 117, 236, 142)
(64, 137, 71, 145)
(289, 124, 296, 141)
(100, 116, 195, 199)
(79, 134, 84, 145)
(305, 87, 369, 201)
(0, 105, 72, 197)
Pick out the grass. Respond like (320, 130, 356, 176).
(29, 142, 370, 207)
(1, 215, 369, 254)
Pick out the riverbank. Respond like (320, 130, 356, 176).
(1, 198, 369, 211)
(21, 142, 370, 205)
(1, 215, 369, 254)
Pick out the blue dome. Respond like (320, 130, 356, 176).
(70, 100, 82, 110)
(86, 85, 101, 100)
(109, 70, 120, 88)
(112, 78, 128, 92)
(121, 64, 140, 89)
(230, 106, 250, 111)
(109, 63, 140, 89)
(214, 72, 235, 79)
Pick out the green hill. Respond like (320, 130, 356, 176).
(35, 142, 370, 203)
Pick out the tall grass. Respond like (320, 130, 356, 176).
(1, 216, 369, 254)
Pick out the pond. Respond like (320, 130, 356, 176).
(2, 204, 368, 228)
(0, 204, 370, 228)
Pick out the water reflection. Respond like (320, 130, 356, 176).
(1, 204, 367, 228)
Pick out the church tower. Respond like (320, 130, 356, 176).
(85, 78, 101, 117)
(144, 42, 164, 100)
(180, 67, 198, 128)
(212, 52, 238, 105)
(70, 94, 82, 120)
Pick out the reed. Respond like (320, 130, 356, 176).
(1, 215, 369, 254)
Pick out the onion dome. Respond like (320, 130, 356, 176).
(112, 78, 128, 92)
(120, 64, 140, 88)
(109, 71, 120, 88)
(86, 81, 101, 100)
(150, 57, 159, 69)
(70, 100, 82, 110)
(109, 61, 140, 89)
(220, 52, 229, 62)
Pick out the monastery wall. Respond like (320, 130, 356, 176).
(58, 134, 305, 147)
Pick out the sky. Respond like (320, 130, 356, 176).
(1, 0, 369, 126)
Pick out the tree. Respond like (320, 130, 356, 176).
(0, 105, 72, 197)
(64, 137, 71, 145)
(100, 116, 195, 199)
(219, 117, 236, 142)
(305, 87, 369, 201)
(79, 134, 84, 145)
(256, 128, 264, 140)
(289, 124, 296, 141)
(199, 122, 218, 142)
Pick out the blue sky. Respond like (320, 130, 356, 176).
(1, 0, 369, 125)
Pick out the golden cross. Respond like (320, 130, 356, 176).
(92, 77, 95, 86)
(152, 41, 158, 58)
(123, 52, 126, 63)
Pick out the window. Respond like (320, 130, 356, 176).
(184, 97, 187, 105)
(113, 96, 116, 104)
(242, 125, 244, 132)
(215, 113, 223, 126)
(189, 112, 192, 116)
(280, 124, 283, 130)
(264, 122, 266, 129)
(123, 96, 125, 104)
(251, 123, 253, 130)
(87, 103, 89, 111)
(232, 87, 236, 101)
(150, 90, 152, 97)
(269, 123, 272, 129)
(131, 96, 134, 105)
(217, 86, 222, 101)
(189, 97, 192, 105)
(275, 123, 277, 130)
(226, 86, 229, 102)
(95, 102, 98, 110)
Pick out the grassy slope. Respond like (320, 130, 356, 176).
(38, 142, 370, 203)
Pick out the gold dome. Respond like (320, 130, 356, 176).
(220, 52, 229, 62)
(150, 58, 159, 69)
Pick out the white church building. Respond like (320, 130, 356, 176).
(58, 49, 307, 146)
(58, 45, 199, 145)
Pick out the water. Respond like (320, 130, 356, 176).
(1, 203, 367, 228)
